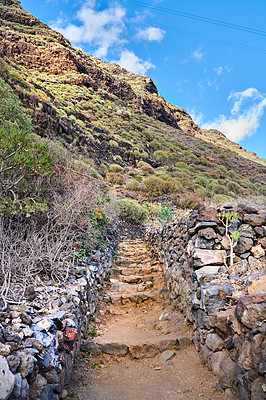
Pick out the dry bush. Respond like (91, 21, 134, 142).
(0, 156, 118, 300)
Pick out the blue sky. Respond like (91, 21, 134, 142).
(20, 0, 266, 159)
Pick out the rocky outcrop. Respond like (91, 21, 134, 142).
(0, 0, 200, 134)
(146, 205, 266, 399)
(0, 248, 113, 400)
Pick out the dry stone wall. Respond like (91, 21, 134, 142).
(146, 205, 266, 400)
(0, 247, 113, 400)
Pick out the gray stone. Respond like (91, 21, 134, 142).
(237, 301, 266, 329)
(219, 356, 236, 388)
(199, 344, 211, 365)
(159, 350, 175, 363)
(238, 340, 253, 370)
(198, 227, 217, 239)
(6, 355, 21, 374)
(177, 336, 192, 349)
(97, 342, 129, 356)
(0, 343, 11, 356)
(239, 224, 255, 239)
(19, 378, 29, 400)
(11, 373, 22, 398)
(81, 340, 101, 355)
(158, 339, 176, 352)
(195, 265, 221, 282)
(29, 374, 47, 399)
(189, 222, 218, 235)
(251, 377, 265, 400)
(200, 283, 232, 314)
(251, 245, 265, 259)
(206, 333, 224, 352)
(0, 356, 15, 400)
(243, 213, 266, 227)
(234, 237, 253, 255)
(130, 343, 158, 359)
(17, 352, 36, 378)
(195, 236, 214, 249)
(208, 350, 228, 376)
(192, 249, 226, 268)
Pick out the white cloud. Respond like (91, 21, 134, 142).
(179, 46, 206, 64)
(135, 27, 165, 42)
(51, 2, 126, 58)
(191, 46, 205, 61)
(189, 108, 205, 126)
(229, 88, 258, 115)
(202, 88, 266, 142)
(114, 50, 155, 75)
(214, 65, 232, 76)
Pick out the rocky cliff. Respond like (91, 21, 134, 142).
(0, 0, 265, 204)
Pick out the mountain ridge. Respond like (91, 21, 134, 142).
(0, 0, 265, 205)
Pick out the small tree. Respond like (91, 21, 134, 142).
(0, 78, 52, 216)
(218, 211, 241, 267)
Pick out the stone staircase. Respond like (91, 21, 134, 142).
(81, 238, 193, 360)
(75, 238, 231, 400)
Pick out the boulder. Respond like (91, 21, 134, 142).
(195, 265, 221, 282)
(17, 352, 37, 378)
(247, 275, 266, 295)
(192, 249, 226, 268)
(0, 356, 15, 400)
(243, 213, 266, 227)
(250, 245, 265, 259)
(159, 350, 175, 363)
(234, 237, 253, 255)
(81, 340, 101, 355)
(236, 299, 266, 329)
(251, 377, 265, 400)
(238, 224, 255, 239)
(206, 333, 224, 352)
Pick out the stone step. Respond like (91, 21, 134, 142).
(109, 291, 161, 305)
(120, 275, 156, 284)
(81, 335, 192, 359)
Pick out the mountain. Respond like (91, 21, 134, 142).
(0, 0, 265, 205)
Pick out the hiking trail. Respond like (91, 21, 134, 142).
(74, 237, 237, 400)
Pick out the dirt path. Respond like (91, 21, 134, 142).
(73, 238, 237, 400)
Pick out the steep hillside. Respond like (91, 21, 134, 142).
(0, 0, 265, 205)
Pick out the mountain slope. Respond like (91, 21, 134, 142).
(0, 0, 265, 204)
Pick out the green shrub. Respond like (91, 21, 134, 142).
(109, 139, 118, 147)
(116, 199, 147, 224)
(109, 164, 123, 173)
(213, 184, 229, 195)
(195, 175, 210, 188)
(198, 156, 212, 166)
(175, 162, 188, 169)
(140, 164, 155, 174)
(116, 155, 123, 163)
(0, 77, 31, 131)
(150, 139, 161, 151)
(106, 172, 124, 185)
(126, 180, 140, 191)
(0, 124, 52, 216)
(212, 194, 231, 204)
(143, 176, 177, 197)
(153, 150, 168, 161)
(227, 170, 238, 180)
(226, 180, 243, 194)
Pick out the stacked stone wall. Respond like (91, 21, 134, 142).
(146, 205, 266, 399)
(0, 247, 113, 400)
